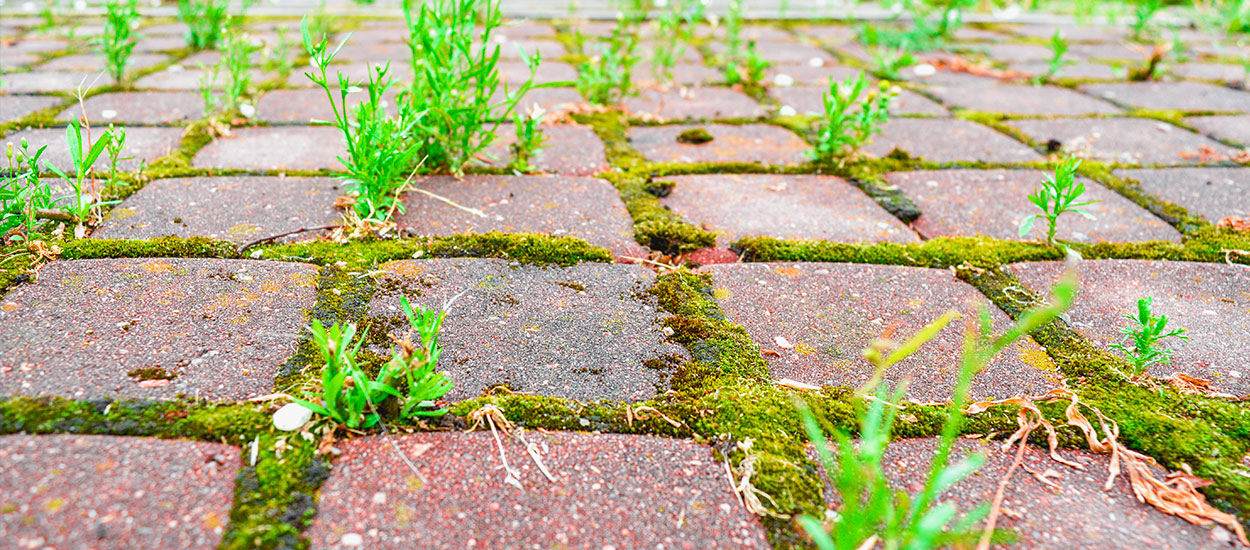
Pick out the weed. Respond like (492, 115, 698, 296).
(649, 0, 701, 83)
(1131, 0, 1162, 41)
(290, 321, 389, 428)
(1223, 0, 1250, 33)
(219, 30, 260, 114)
(402, 0, 541, 173)
(1109, 297, 1188, 379)
(798, 266, 1078, 550)
(96, 0, 140, 83)
(303, 19, 422, 221)
(44, 119, 113, 227)
(811, 72, 898, 160)
(264, 28, 296, 81)
(509, 105, 547, 174)
(1037, 29, 1074, 82)
(871, 46, 915, 80)
(177, 0, 231, 50)
(577, 14, 640, 104)
(742, 41, 770, 87)
(103, 124, 129, 192)
(1, 139, 56, 238)
(1018, 158, 1097, 246)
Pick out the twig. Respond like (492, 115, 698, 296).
(236, 225, 343, 254)
(409, 187, 488, 218)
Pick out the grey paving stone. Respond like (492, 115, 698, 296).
(0, 94, 61, 123)
(704, 262, 1059, 400)
(472, 123, 609, 176)
(1010, 60, 1122, 80)
(633, 62, 722, 86)
(1068, 42, 1143, 60)
(284, 62, 415, 87)
(496, 39, 565, 59)
(1115, 167, 1250, 223)
(57, 91, 205, 124)
(396, 175, 643, 258)
(885, 169, 1181, 243)
(925, 83, 1121, 115)
(771, 85, 948, 116)
(255, 88, 399, 124)
(623, 87, 766, 120)
(1187, 114, 1250, 147)
(0, 71, 117, 93)
(864, 119, 1042, 163)
(1081, 81, 1250, 112)
(36, 52, 167, 74)
(628, 123, 811, 165)
(193, 126, 347, 171)
(3, 37, 70, 55)
(978, 43, 1054, 63)
(1172, 63, 1249, 83)
(307, 432, 769, 550)
(370, 259, 685, 401)
(497, 59, 578, 84)
(0, 434, 240, 550)
(92, 176, 343, 243)
(659, 174, 920, 246)
(0, 258, 319, 400)
(3, 127, 184, 173)
(492, 86, 586, 117)
(1007, 24, 1129, 41)
(1005, 118, 1240, 165)
(1010, 259, 1250, 394)
(766, 64, 864, 86)
(133, 35, 190, 52)
(136, 66, 274, 91)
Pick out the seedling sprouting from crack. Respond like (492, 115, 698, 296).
(1018, 157, 1097, 246)
(576, 12, 640, 105)
(1110, 297, 1188, 380)
(811, 72, 898, 161)
(509, 104, 547, 174)
(96, 0, 140, 83)
(177, 0, 231, 50)
(1037, 29, 1074, 82)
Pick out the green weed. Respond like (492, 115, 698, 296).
(1109, 297, 1188, 379)
(45, 119, 114, 227)
(1018, 158, 1096, 246)
(1, 139, 56, 239)
(177, 0, 231, 50)
(1131, 0, 1163, 41)
(203, 30, 260, 115)
(577, 15, 641, 104)
(812, 72, 898, 160)
(1037, 29, 1074, 82)
(96, 0, 140, 83)
(509, 105, 547, 174)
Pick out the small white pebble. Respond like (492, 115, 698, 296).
(272, 403, 312, 431)
(371, 492, 386, 504)
(778, 105, 797, 116)
(100, 109, 117, 119)
(912, 63, 937, 77)
(807, 57, 824, 67)
(341, 533, 363, 547)
(772, 73, 794, 87)
(239, 104, 256, 118)
(774, 336, 793, 349)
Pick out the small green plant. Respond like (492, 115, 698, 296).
(742, 40, 770, 87)
(216, 30, 260, 114)
(403, 0, 541, 173)
(45, 118, 113, 227)
(797, 267, 1079, 550)
(96, 0, 140, 83)
(303, 19, 422, 221)
(2, 139, 57, 238)
(871, 46, 915, 80)
(576, 15, 640, 104)
(177, 0, 230, 50)
(509, 105, 547, 174)
(1110, 297, 1188, 379)
(1223, 0, 1250, 33)
(293, 296, 453, 428)
(1131, 0, 1163, 41)
(1018, 158, 1098, 246)
(1037, 29, 1074, 82)
(103, 124, 129, 191)
(264, 27, 296, 80)
(812, 72, 898, 160)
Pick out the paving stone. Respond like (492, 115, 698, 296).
(659, 174, 919, 246)
(864, 119, 1041, 163)
(493, 86, 585, 117)
(140, 22, 190, 35)
(473, 124, 609, 176)
(884, 169, 1181, 243)
(136, 66, 273, 91)
(1007, 24, 1128, 41)
(633, 62, 721, 86)
(0, 258, 318, 400)
(92, 176, 343, 243)
(4, 127, 183, 173)
(978, 43, 1054, 63)
(771, 85, 948, 116)
(0, 71, 117, 93)
(1011, 259, 1250, 394)
(3, 37, 70, 55)
(1114, 167, 1250, 223)
(754, 40, 838, 66)
(847, 437, 1227, 550)
(1172, 63, 1249, 83)
(284, 63, 415, 87)
(803, 24, 858, 45)
(133, 35, 190, 52)
(623, 87, 765, 120)
(628, 123, 811, 165)
(925, 83, 1121, 115)
(0, 434, 240, 550)
(906, 69, 1006, 88)
(1010, 60, 1122, 80)
(707, 23, 793, 42)
(495, 21, 557, 38)
(255, 88, 399, 123)
(57, 91, 204, 124)
(496, 39, 565, 59)
(0, 94, 61, 123)
(307, 432, 768, 550)
(1187, 114, 1250, 147)
(704, 262, 1058, 400)
(497, 59, 578, 84)
(193, 126, 347, 171)
(766, 64, 864, 85)
(331, 41, 409, 63)
(396, 175, 642, 258)
(36, 52, 167, 73)
(1068, 42, 1143, 60)
(0, 51, 39, 70)
(1005, 117, 1240, 165)
(370, 259, 683, 401)
(1081, 81, 1250, 112)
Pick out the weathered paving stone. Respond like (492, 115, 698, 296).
(633, 62, 721, 86)
(1081, 81, 1250, 112)
(1011, 260, 1250, 395)
(497, 60, 578, 84)
(396, 175, 643, 259)
(924, 83, 1121, 115)
(0, 258, 319, 400)
(193, 126, 347, 171)
(0, 71, 117, 93)
(849, 438, 1227, 550)
(92, 176, 343, 243)
(884, 169, 1181, 243)
(628, 123, 811, 165)
(1115, 167, 1250, 223)
(136, 66, 273, 91)
(371, 259, 685, 401)
(1010, 60, 1121, 80)
(492, 86, 585, 117)
(1187, 114, 1250, 147)
(659, 174, 920, 246)
(0, 434, 241, 550)
(978, 43, 1054, 63)
(864, 119, 1042, 163)
(57, 91, 204, 124)
(1005, 118, 1240, 165)
(770, 85, 948, 116)
(623, 87, 765, 120)
(1008, 23, 1127, 41)
(255, 88, 398, 123)
(496, 39, 565, 59)
(1067, 42, 1142, 60)
(473, 124, 609, 176)
(37, 52, 167, 73)
(133, 35, 190, 52)
(704, 263, 1058, 400)
(0, 94, 60, 123)
(4, 127, 183, 172)
(766, 64, 863, 86)
(308, 432, 768, 549)
(1172, 63, 1249, 83)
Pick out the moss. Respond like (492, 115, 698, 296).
(676, 127, 715, 144)
(597, 171, 716, 254)
(127, 367, 177, 381)
(60, 236, 240, 260)
(259, 232, 613, 270)
(733, 235, 1063, 268)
